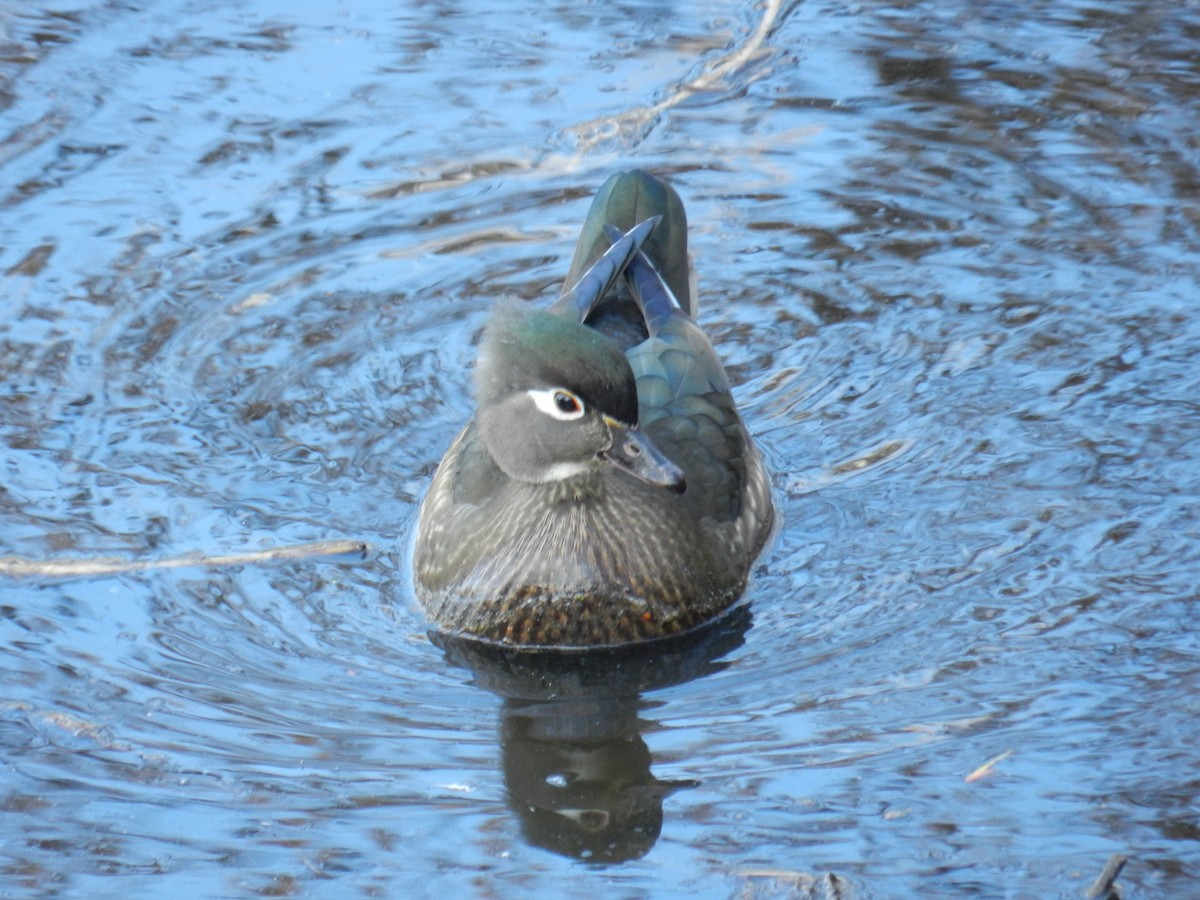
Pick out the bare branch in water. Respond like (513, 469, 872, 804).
(566, 0, 788, 153)
(0, 539, 369, 579)
(1085, 854, 1128, 899)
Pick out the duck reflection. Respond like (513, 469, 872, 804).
(500, 695, 685, 862)
(432, 606, 750, 863)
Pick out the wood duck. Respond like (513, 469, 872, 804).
(413, 170, 773, 647)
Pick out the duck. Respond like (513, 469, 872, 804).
(413, 170, 773, 647)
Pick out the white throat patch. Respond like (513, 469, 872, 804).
(538, 461, 593, 481)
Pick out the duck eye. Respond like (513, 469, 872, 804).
(554, 391, 581, 414)
(526, 388, 586, 421)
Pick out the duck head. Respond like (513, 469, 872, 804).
(475, 302, 685, 492)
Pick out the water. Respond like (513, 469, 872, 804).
(2, 0, 1198, 896)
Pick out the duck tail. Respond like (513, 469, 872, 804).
(553, 216, 659, 322)
(563, 170, 694, 317)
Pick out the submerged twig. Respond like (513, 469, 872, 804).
(736, 868, 847, 899)
(566, 0, 787, 152)
(964, 748, 1014, 782)
(1085, 853, 1127, 899)
(0, 539, 368, 579)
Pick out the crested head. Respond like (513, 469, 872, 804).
(475, 300, 638, 426)
(470, 301, 683, 491)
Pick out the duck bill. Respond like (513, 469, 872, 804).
(602, 419, 686, 493)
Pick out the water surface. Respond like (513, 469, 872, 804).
(2, 1, 1198, 897)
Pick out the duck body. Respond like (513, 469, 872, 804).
(413, 171, 773, 647)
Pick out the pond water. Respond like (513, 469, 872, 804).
(2, 0, 1198, 897)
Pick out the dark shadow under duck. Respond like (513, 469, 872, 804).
(413, 171, 773, 647)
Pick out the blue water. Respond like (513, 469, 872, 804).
(2, 1, 1198, 896)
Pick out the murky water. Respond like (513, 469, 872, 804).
(2, 0, 1198, 896)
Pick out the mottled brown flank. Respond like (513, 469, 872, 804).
(420, 580, 740, 647)
(413, 435, 770, 647)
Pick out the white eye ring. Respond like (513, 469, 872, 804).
(527, 388, 586, 421)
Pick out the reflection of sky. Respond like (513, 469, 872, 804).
(4, 1, 750, 271)
(2, 0, 1199, 896)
